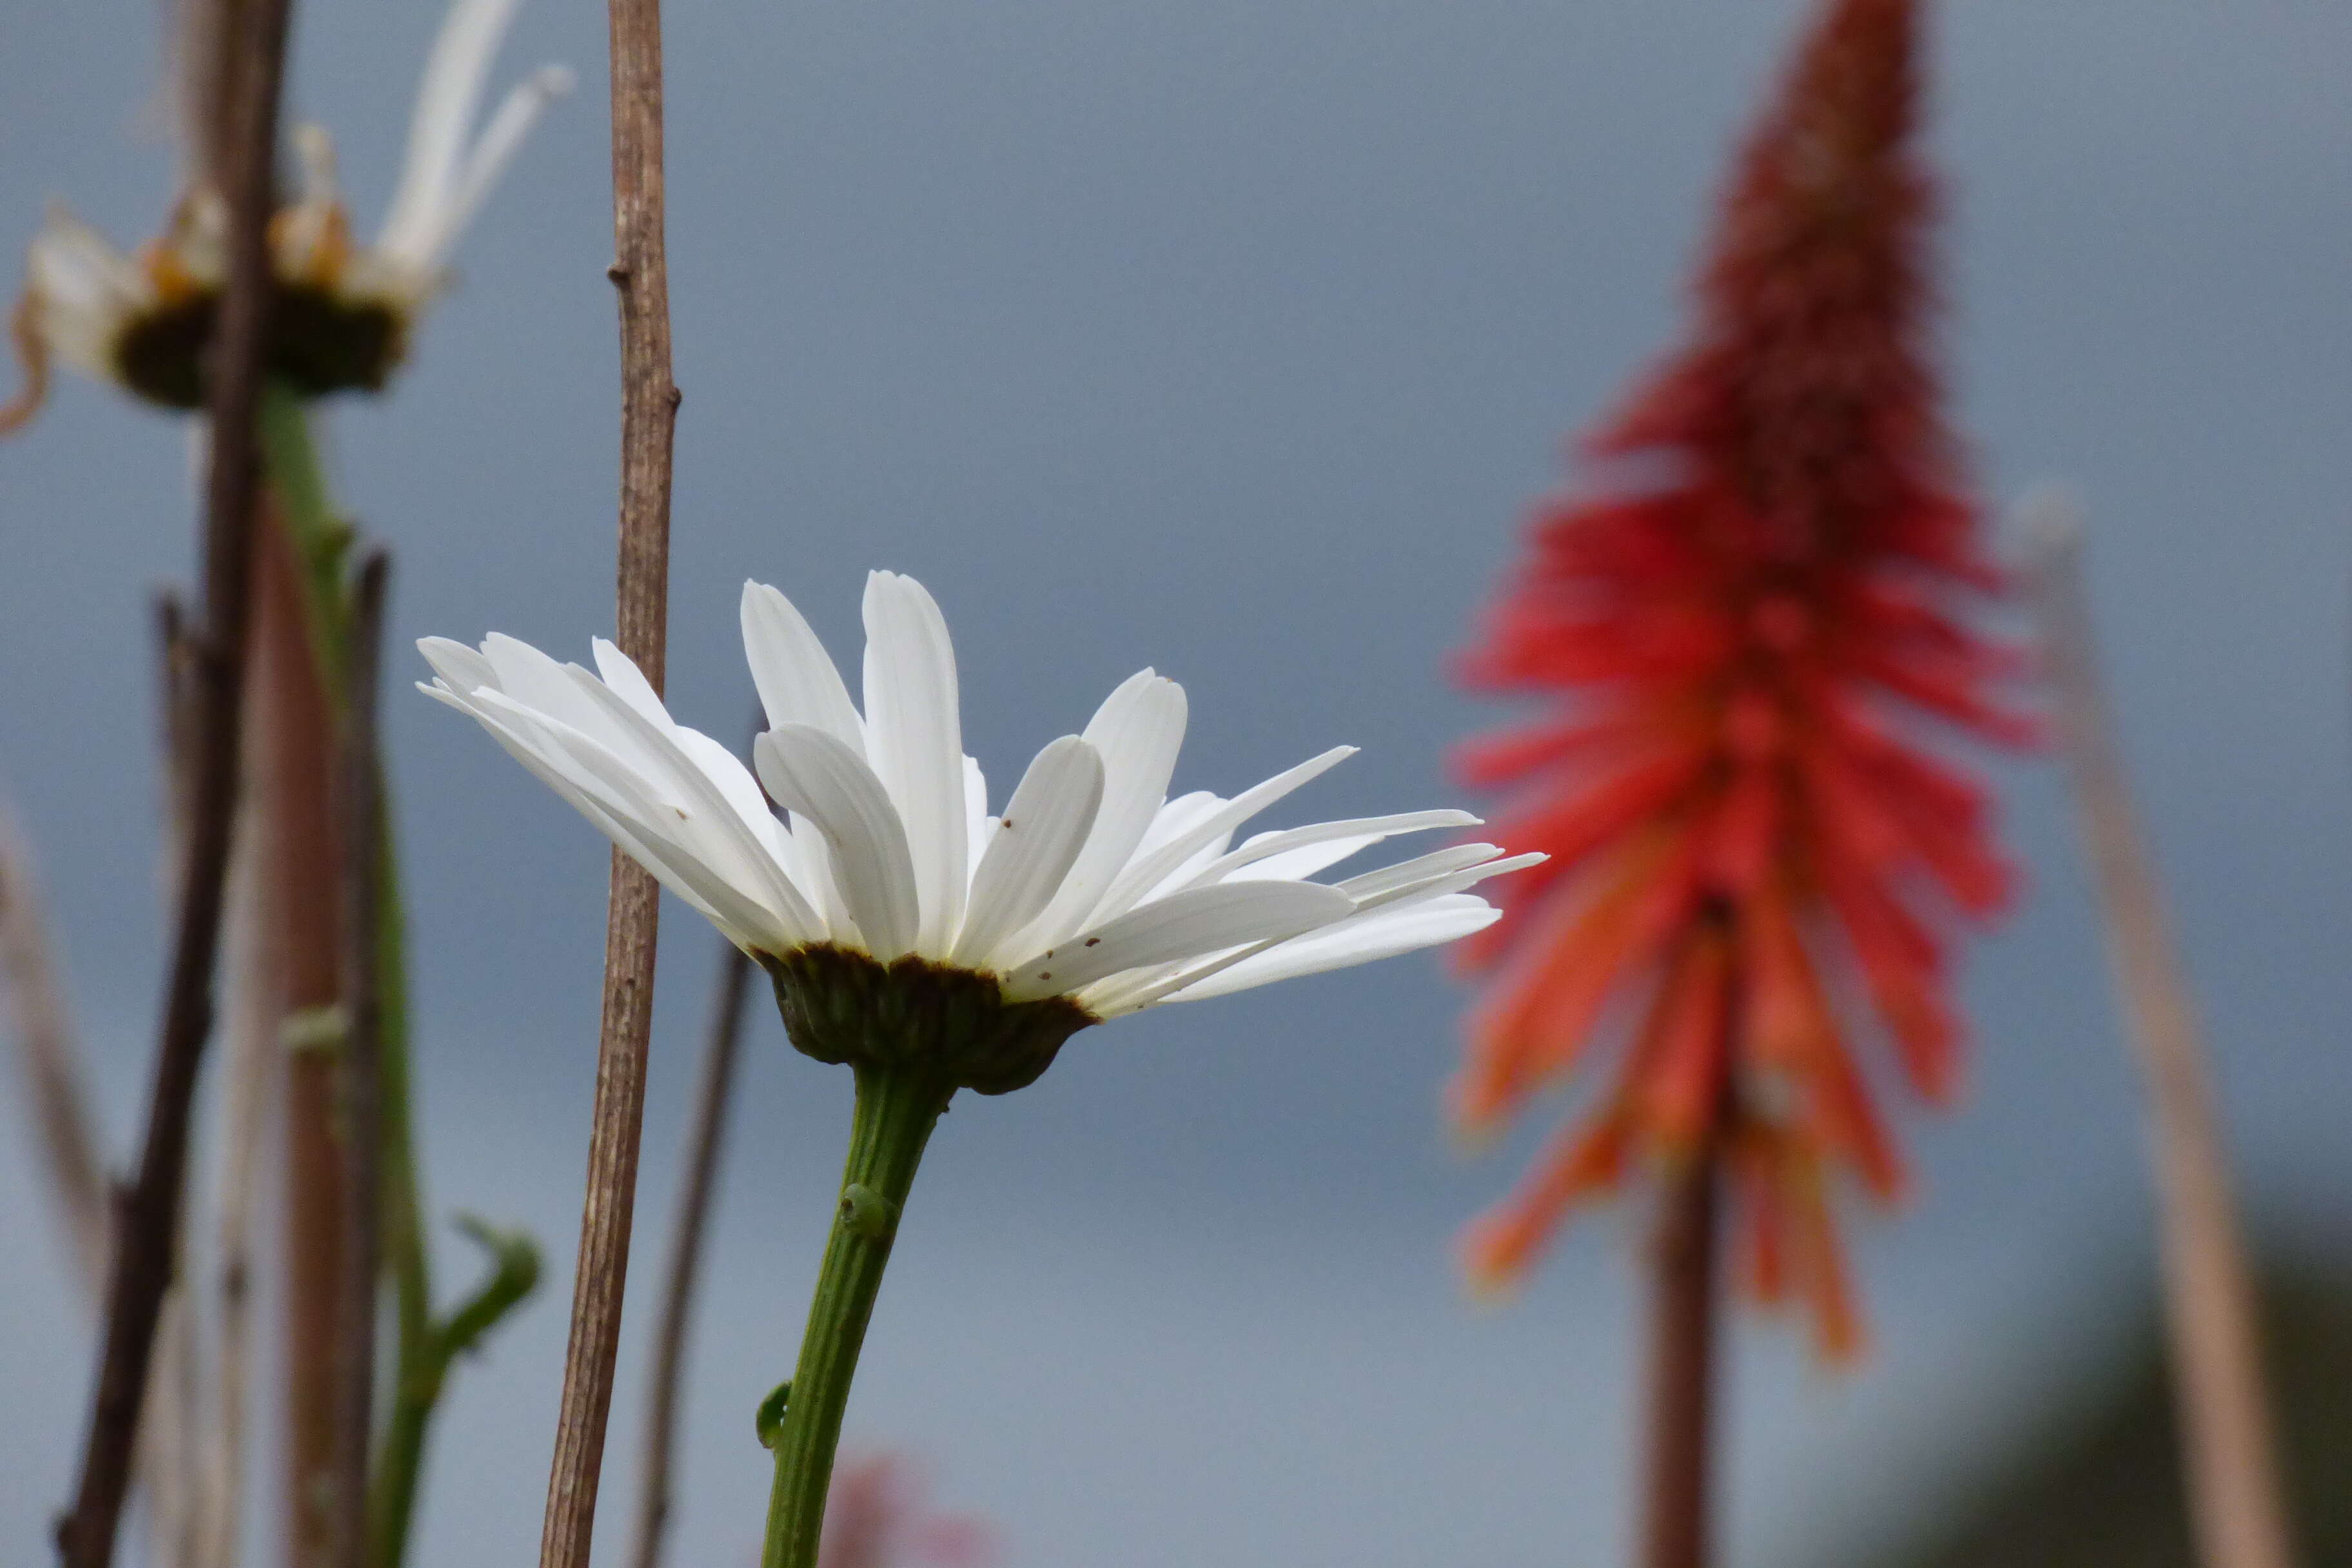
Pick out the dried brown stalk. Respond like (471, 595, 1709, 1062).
(535, 0, 679, 1558)
(629, 939, 756, 1568)
(329, 554, 391, 1568)
(0, 807, 110, 1293)
(1641, 1143, 1719, 1568)
(53, 0, 291, 1554)
(201, 798, 271, 1568)
(249, 493, 351, 1568)
(2024, 497, 2298, 1568)
(1, 804, 206, 1568)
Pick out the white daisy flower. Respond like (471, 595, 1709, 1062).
(420, 572, 1540, 1092)
(1, 0, 570, 428)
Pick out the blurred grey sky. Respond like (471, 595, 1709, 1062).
(3, 0, 2349, 1563)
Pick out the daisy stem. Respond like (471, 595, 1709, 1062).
(760, 1064, 953, 1568)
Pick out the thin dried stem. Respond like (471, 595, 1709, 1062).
(536, 0, 678, 1558)
(250, 484, 351, 1568)
(2, 805, 206, 1568)
(330, 553, 391, 1568)
(200, 790, 271, 1568)
(145, 1289, 203, 1568)
(2024, 496, 2297, 1568)
(629, 937, 756, 1568)
(54, 0, 289, 1550)
(0, 807, 111, 1293)
(146, 596, 210, 1568)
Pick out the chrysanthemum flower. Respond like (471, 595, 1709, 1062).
(430, 569, 1536, 1566)
(423, 571, 1538, 1091)
(1, 0, 569, 428)
(1449, 0, 2026, 1357)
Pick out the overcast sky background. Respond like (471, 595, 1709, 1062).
(3, 0, 2349, 1563)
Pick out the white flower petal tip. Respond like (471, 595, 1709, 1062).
(422, 574, 1525, 1090)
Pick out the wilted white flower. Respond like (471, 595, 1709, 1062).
(421, 572, 1538, 1092)
(2, 0, 569, 427)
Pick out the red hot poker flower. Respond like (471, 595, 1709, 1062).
(818, 1453, 995, 1568)
(1449, 0, 2029, 1358)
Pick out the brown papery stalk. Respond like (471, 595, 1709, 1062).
(249, 480, 351, 1568)
(2024, 497, 2298, 1568)
(201, 761, 272, 1568)
(54, 0, 293, 1556)
(536, 0, 678, 1557)
(629, 939, 756, 1568)
(329, 554, 391, 1568)
(0, 808, 110, 1293)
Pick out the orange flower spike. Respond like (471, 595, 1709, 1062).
(1460, 1113, 1633, 1293)
(1636, 930, 1734, 1148)
(1449, 0, 2028, 1354)
(1454, 827, 1704, 1126)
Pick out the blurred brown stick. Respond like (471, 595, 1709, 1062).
(202, 769, 271, 1568)
(250, 482, 352, 1568)
(629, 938, 756, 1568)
(1642, 1140, 1718, 1568)
(0, 807, 110, 1293)
(536, 0, 678, 1558)
(329, 553, 391, 1568)
(2024, 496, 2297, 1568)
(53, 0, 291, 1554)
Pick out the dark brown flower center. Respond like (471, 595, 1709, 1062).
(761, 944, 1098, 1096)
(112, 282, 406, 407)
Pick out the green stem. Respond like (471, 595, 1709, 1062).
(760, 1065, 952, 1568)
(369, 1215, 537, 1568)
(366, 804, 435, 1568)
(254, 380, 354, 690)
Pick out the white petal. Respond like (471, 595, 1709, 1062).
(860, 572, 966, 955)
(962, 755, 992, 883)
(379, 0, 527, 264)
(756, 724, 921, 960)
(1341, 849, 1546, 912)
(740, 581, 863, 750)
(999, 881, 1352, 1003)
(1090, 856, 1535, 1015)
(416, 636, 498, 698)
(478, 634, 629, 752)
(591, 638, 672, 730)
(1011, 671, 1188, 953)
(1124, 791, 1230, 898)
(1224, 834, 1382, 884)
(559, 667, 823, 939)
(1180, 808, 1477, 891)
(426, 63, 574, 270)
(1153, 896, 1500, 1004)
(456, 686, 801, 950)
(952, 736, 1104, 968)
(1135, 790, 1226, 858)
(1092, 746, 1357, 921)
(671, 723, 794, 865)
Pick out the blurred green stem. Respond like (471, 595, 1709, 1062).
(759, 1065, 952, 1568)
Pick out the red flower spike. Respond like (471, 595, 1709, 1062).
(818, 1453, 995, 1568)
(1449, 0, 2028, 1355)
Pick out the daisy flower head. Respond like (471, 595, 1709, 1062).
(1, 0, 569, 430)
(1448, 0, 2029, 1357)
(422, 572, 1539, 1094)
